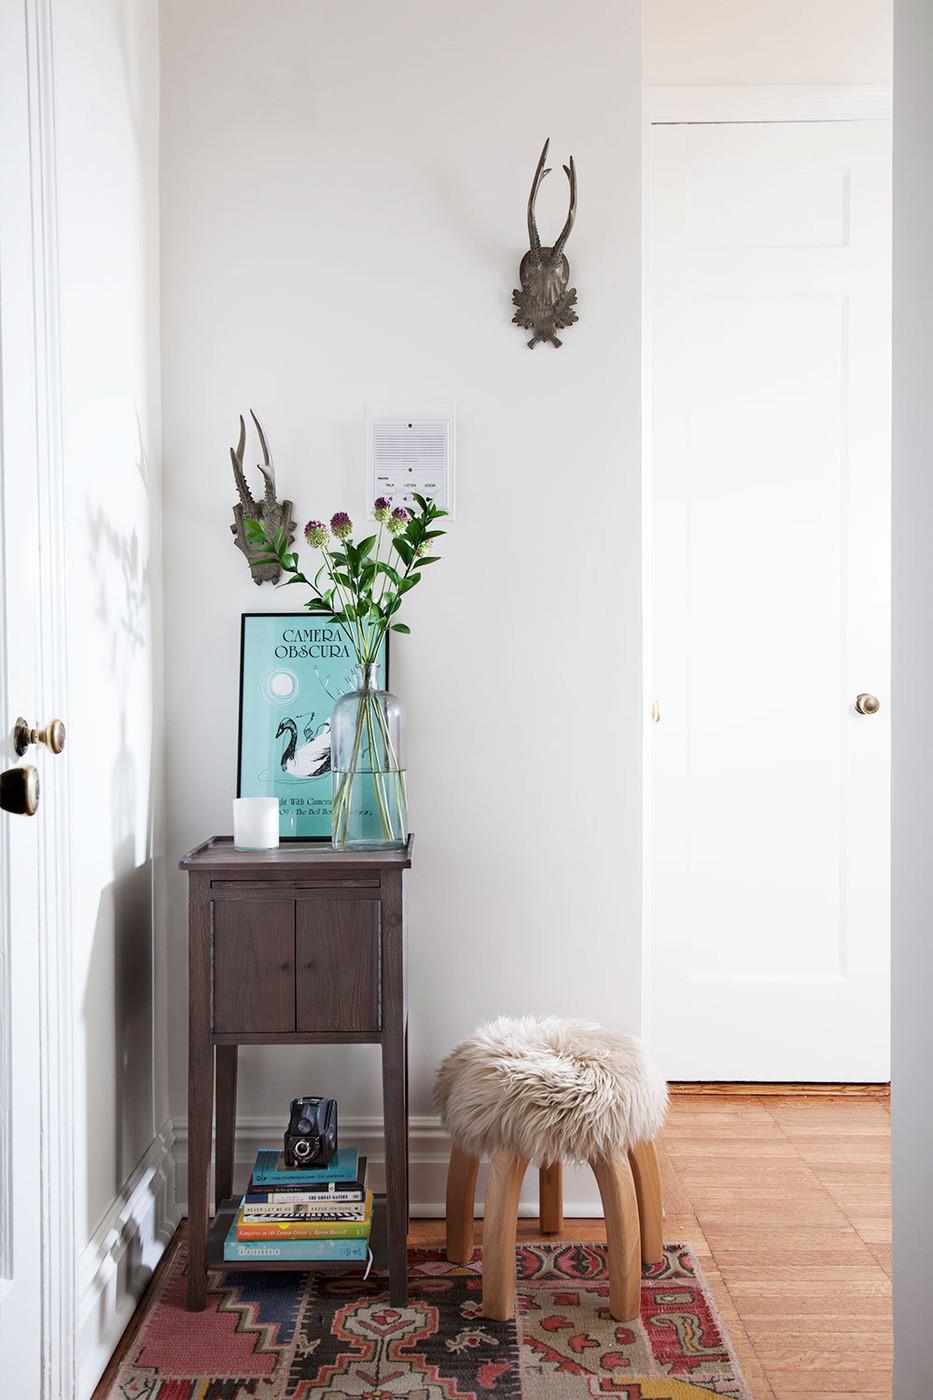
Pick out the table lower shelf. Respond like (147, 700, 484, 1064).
(206, 1195, 387, 1274)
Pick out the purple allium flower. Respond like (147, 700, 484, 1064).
(387, 506, 410, 536)
(330, 511, 353, 540)
(373, 496, 392, 523)
(304, 519, 328, 548)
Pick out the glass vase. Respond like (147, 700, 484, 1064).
(330, 662, 407, 850)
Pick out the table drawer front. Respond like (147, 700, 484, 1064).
(213, 900, 296, 1033)
(297, 899, 380, 1033)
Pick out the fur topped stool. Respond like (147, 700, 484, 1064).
(435, 1016, 668, 1323)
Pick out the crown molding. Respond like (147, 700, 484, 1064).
(645, 84, 893, 125)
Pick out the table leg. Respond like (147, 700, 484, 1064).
(187, 876, 214, 1311)
(215, 1045, 238, 1206)
(381, 871, 408, 1306)
(403, 1022, 410, 1231)
(381, 1030, 408, 1303)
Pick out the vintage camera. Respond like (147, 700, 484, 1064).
(283, 1096, 338, 1169)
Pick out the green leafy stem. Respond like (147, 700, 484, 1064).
(244, 492, 447, 667)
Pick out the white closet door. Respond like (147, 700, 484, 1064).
(648, 119, 891, 1081)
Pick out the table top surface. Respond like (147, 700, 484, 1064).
(180, 834, 413, 872)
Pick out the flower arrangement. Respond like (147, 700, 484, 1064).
(245, 492, 447, 661)
(245, 494, 447, 847)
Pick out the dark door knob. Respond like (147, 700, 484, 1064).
(1, 765, 39, 816)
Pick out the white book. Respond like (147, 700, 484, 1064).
(242, 1188, 364, 1205)
(241, 1201, 367, 1222)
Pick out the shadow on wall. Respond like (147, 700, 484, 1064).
(84, 855, 155, 1206)
(82, 414, 157, 1222)
(86, 412, 151, 665)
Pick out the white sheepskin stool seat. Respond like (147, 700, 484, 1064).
(435, 1016, 668, 1325)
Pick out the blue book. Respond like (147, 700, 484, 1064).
(251, 1148, 359, 1186)
(222, 1217, 370, 1263)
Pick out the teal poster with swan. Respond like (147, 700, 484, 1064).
(237, 612, 388, 839)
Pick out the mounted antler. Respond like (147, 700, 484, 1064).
(526, 139, 550, 265)
(230, 415, 254, 515)
(249, 410, 279, 512)
(513, 138, 579, 349)
(551, 156, 576, 264)
(229, 410, 296, 584)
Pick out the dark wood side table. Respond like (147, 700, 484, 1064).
(179, 835, 412, 1310)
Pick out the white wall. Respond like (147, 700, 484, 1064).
(646, 0, 892, 86)
(160, 0, 642, 1211)
(52, 3, 172, 1392)
(891, 0, 933, 1392)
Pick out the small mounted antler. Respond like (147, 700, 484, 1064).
(513, 137, 579, 349)
(526, 139, 550, 266)
(249, 410, 279, 512)
(551, 155, 576, 264)
(229, 411, 296, 584)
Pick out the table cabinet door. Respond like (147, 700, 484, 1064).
(296, 899, 380, 1033)
(213, 899, 296, 1033)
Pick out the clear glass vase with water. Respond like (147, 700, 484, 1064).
(330, 662, 407, 850)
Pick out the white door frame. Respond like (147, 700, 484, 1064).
(640, 83, 893, 1052)
(1, 2, 76, 1393)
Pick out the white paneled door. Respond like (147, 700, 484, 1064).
(0, 4, 72, 1395)
(648, 118, 891, 1081)
(0, 5, 45, 1387)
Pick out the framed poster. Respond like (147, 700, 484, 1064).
(237, 613, 389, 840)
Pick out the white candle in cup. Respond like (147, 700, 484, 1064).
(233, 797, 280, 850)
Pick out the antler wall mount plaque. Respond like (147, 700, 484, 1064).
(229, 410, 296, 584)
(512, 138, 578, 349)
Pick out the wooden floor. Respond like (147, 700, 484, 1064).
(93, 1093, 891, 1400)
(413, 1094, 893, 1400)
(669, 1092, 891, 1399)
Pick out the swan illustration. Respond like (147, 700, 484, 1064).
(275, 716, 331, 778)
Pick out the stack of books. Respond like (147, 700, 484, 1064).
(222, 1147, 372, 1265)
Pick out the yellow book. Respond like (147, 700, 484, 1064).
(235, 1190, 373, 1240)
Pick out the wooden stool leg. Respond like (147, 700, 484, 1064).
(628, 1139, 664, 1265)
(481, 1150, 527, 1321)
(590, 1155, 642, 1323)
(539, 1161, 563, 1233)
(445, 1142, 480, 1264)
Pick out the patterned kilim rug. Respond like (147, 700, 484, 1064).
(106, 1242, 750, 1399)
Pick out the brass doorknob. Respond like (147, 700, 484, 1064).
(1, 765, 39, 816)
(14, 716, 66, 756)
(855, 693, 880, 715)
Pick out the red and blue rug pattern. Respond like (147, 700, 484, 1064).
(107, 1243, 749, 1399)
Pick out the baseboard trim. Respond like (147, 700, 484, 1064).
(171, 1114, 605, 1219)
(170, 1088, 887, 1234)
(669, 1081, 891, 1098)
(77, 1120, 179, 1400)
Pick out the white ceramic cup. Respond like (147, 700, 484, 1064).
(232, 796, 280, 850)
